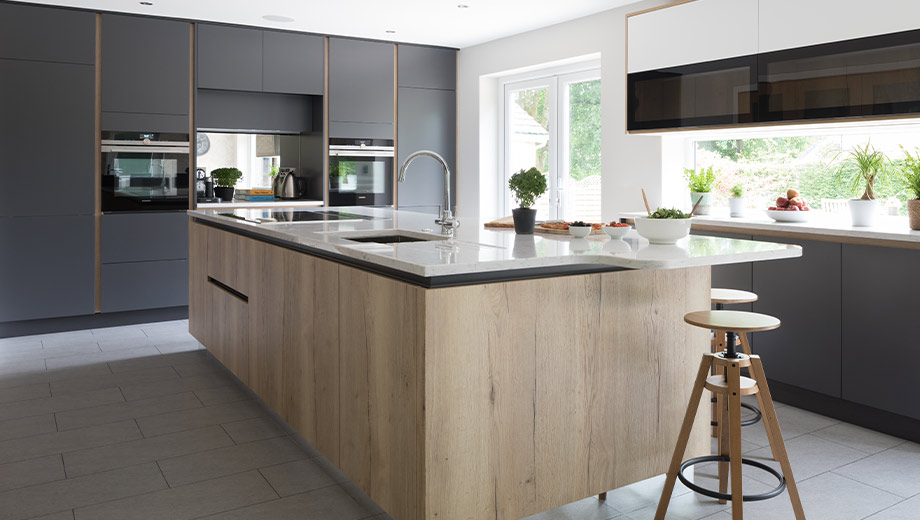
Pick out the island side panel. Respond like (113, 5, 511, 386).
(188, 221, 210, 346)
(423, 267, 711, 520)
(338, 264, 427, 520)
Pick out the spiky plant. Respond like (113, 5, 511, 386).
(900, 146, 920, 201)
(835, 143, 890, 200)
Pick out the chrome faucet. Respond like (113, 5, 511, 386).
(397, 150, 459, 235)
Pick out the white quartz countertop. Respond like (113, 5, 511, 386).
(189, 207, 802, 279)
(621, 209, 920, 246)
(197, 199, 324, 209)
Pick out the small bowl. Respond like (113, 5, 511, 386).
(765, 209, 811, 223)
(568, 225, 591, 238)
(634, 217, 692, 245)
(603, 225, 630, 239)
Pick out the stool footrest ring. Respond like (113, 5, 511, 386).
(677, 455, 786, 502)
(740, 402, 762, 427)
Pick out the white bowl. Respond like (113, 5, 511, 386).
(603, 225, 630, 239)
(634, 217, 692, 245)
(765, 209, 811, 223)
(568, 226, 591, 238)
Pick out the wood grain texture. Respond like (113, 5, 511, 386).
(247, 239, 285, 411)
(188, 222, 210, 346)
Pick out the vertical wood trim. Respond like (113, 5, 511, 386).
(323, 37, 330, 207)
(394, 44, 399, 209)
(93, 13, 102, 314)
(189, 22, 196, 210)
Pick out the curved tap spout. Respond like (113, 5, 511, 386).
(398, 150, 458, 235)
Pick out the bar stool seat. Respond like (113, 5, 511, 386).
(686, 310, 779, 333)
(710, 288, 758, 305)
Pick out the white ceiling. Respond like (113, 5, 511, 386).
(15, 0, 645, 48)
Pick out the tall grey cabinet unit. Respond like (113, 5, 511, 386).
(396, 45, 457, 214)
(101, 14, 190, 133)
(0, 4, 96, 323)
(328, 38, 395, 139)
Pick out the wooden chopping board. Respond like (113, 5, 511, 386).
(484, 217, 605, 235)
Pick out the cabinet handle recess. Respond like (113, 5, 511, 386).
(207, 276, 249, 303)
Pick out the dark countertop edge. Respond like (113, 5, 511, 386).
(689, 221, 920, 250)
(193, 217, 630, 289)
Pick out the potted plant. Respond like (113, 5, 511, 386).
(211, 167, 243, 202)
(899, 146, 920, 230)
(508, 167, 547, 234)
(684, 166, 717, 215)
(729, 184, 745, 218)
(835, 143, 890, 227)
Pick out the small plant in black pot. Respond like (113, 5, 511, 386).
(211, 167, 243, 202)
(508, 167, 547, 234)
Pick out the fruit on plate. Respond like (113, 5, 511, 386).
(787, 188, 800, 199)
(607, 221, 629, 227)
(771, 190, 810, 211)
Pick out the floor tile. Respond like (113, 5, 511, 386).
(0, 415, 57, 443)
(259, 459, 337, 497)
(62, 425, 233, 477)
(0, 455, 64, 493)
(740, 405, 839, 447)
(0, 364, 112, 391)
(0, 463, 166, 520)
(0, 383, 50, 405)
(153, 339, 202, 355)
(194, 385, 251, 406)
(73, 470, 276, 520)
(136, 399, 266, 437)
(95, 336, 157, 352)
(0, 388, 124, 423)
(37, 331, 93, 349)
(864, 493, 920, 519)
(157, 436, 306, 487)
(90, 325, 147, 340)
(809, 422, 906, 455)
(119, 372, 234, 401)
(45, 347, 161, 371)
(0, 420, 141, 465)
(198, 485, 368, 520)
(595, 474, 691, 514)
(0, 343, 100, 364)
(744, 433, 867, 484)
(0, 359, 47, 379)
(49, 366, 178, 397)
(0, 336, 43, 353)
(54, 391, 201, 431)
(107, 350, 207, 373)
(172, 359, 224, 377)
(834, 442, 920, 498)
(221, 416, 288, 444)
(523, 495, 621, 520)
(28, 511, 74, 520)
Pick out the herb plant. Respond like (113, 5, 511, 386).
(730, 184, 744, 198)
(899, 146, 920, 200)
(211, 167, 243, 188)
(684, 166, 718, 193)
(508, 167, 548, 209)
(835, 143, 890, 200)
(649, 207, 690, 219)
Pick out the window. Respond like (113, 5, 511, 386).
(692, 127, 920, 216)
(503, 68, 601, 222)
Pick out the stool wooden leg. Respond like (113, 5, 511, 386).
(718, 394, 729, 504)
(598, 492, 606, 501)
(654, 355, 712, 520)
(749, 356, 806, 520)
(727, 361, 745, 519)
(711, 331, 725, 438)
(739, 333, 753, 356)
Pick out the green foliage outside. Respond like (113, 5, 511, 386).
(699, 137, 815, 162)
(211, 167, 243, 187)
(508, 167, 548, 209)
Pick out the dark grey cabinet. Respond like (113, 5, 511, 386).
(753, 236, 842, 397)
(263, 31, 324, 95)
(0, 3, 95, 64)
(398, 45, 456, 90)
(101, 213, 189, 263)
(101, 260, 189, 313)
(329, 38, 394, 127)
(102, 14, 190, 118)
(0, 59, 95, 217)
(397, 87, 456, 211)
(197, 90, 315, 133)
(842, 245, 920, 420)
(197, 24, 263, 92)
(0, 216, 95, 322)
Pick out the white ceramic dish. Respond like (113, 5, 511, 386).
(765, 209, 811, 223)
(634, 217, 692, 245)
(603, 225, 630, 239)
(568, 226, 592, 238)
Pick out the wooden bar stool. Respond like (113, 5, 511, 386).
(655, 310, 805, 520)
(710, 289, 760, 436)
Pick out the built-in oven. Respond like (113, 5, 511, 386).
(328, 138, 394, 206)
(101, 132, 190, 212)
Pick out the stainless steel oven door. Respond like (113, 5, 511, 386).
(101, 143, 190, 211)
(328, 146, 394, 206)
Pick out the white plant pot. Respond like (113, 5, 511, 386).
(848, 198, 880, 227)
(728, 197, 746, 218)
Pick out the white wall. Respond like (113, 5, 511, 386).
(456, 0, 670, 222)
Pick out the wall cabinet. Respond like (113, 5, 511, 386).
(0, 216, 95, 322)
(398, 45, 456, 90)
(102, 14, 189, 121)
(397, 87, 456, 212)
(329, 38, 395, 130)
(263, 31, 325, 96)
(0, 3, 95, 64)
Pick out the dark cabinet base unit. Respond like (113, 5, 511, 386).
(101, 212, 189, 264)
(0, 307, 188, 339)
(101, 259, 189, 313)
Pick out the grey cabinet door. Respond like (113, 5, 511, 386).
(101, 259, 188, 313)
(842, 245, 920, 420)
(101, 212, 189, 264)
(102, 14, 190, 116)
(398, 45, 456, 90)
(329, 38, 394, 125)
(0, 3, 94, 64)
(197, 24, 263, 92)
(0, 216, 94, 322)
(752, 237, 841, 397)
(396, 87, 456, 208)
(197, 90, 314, 134)
(263, 31, 324, 95)
(0, 59, 94, 217)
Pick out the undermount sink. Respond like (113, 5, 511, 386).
(331, 230, 450, 245)
(348, 234, 436, 244)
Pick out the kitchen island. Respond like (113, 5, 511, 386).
(187, 207, 801, 520)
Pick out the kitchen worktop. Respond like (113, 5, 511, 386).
(196, 199, 325, 209)
(189, 207, 802, 282)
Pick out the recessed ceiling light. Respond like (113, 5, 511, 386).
(262, 15, 295, 23)
(385, 30, 396, 34)
(457, 4, 469, 8)
(139, 1, 152, 5)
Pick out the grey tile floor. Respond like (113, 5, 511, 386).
(0, 321, 915, 519)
